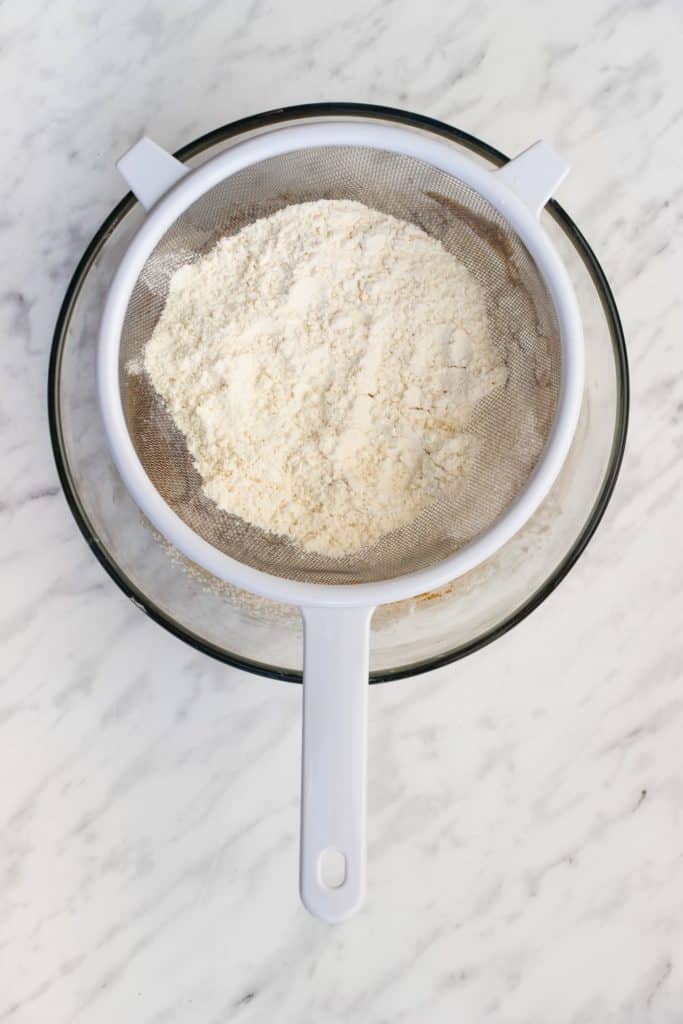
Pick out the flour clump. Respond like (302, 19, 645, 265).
(143, 199, 506, 557)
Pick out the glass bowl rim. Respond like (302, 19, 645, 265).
(47, 101, 629, 685)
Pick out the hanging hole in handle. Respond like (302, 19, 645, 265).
(319, 848, 347, 889)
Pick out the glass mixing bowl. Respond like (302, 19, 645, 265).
(48, 103, 628, 683)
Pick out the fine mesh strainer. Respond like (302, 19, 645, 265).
(98, 122, 583, 921)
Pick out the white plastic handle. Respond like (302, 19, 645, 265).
(117, 137, 188, 211)
(300, 605, 374, 922)
(496, 140, 569, 218)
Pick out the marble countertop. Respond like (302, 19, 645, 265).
(2, 1, 681, 1020)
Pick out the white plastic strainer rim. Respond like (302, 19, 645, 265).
(98, 121, 584, 608)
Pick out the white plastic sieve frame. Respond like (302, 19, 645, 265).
(98, 122, 584, 610)
(98, 120, 584, 923)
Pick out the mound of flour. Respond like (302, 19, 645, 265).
(144, 199, 506, 557)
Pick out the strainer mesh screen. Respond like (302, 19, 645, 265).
(119, 146, 560, 584)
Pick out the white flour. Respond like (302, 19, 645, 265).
(144, 199, 506, 557)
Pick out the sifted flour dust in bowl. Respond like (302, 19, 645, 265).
(143, 199, 507, 557)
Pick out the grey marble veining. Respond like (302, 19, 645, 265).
(1, 0, 682, 1020)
